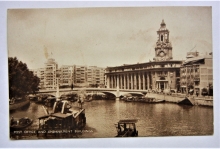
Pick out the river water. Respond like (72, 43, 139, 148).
(10, 99, 213, 139)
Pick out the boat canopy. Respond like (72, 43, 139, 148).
(118, 119, 138, 124)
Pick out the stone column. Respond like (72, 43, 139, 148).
(110, 76, 113, 88)
(117, 75, 119, 89)
(115, 75, 117, 88)
(147, 73, 150, 89)
(116, 75, 120, 99)
(133, 74, 136, 90)
(139, 73, 141, 90)
(124, 74, 126, 89)
(112, 75, 114, 88)
(127, 74, 130, 89)
(107, 75, 110, 88)
(143, 73, 146, 90)
(131, 74, 133, 89)
(120, 75, 123, 89)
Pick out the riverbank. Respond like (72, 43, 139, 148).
(146, 93, 213, 107)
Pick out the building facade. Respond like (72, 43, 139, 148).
(87, 66, 105, 87)
(44, 58, 59, 90)
(31, 62, 105, 89)
(60, 65, 74, 87)
(105, 20, 182, 91)
(74, 65, 87, 86)
(180, 52, 213, 95)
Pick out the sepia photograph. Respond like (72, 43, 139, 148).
(7, 6, 214, 140)
(2, 1, 219, 148)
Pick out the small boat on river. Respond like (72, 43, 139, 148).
(124, 96, 165, 103)
(37, 100, 86, 137)
(140, 97, 165, 103)
(115, 119, 138, 137)
(10, 117, 33, 131)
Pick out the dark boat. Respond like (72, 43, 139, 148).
(85, 95, 93, 102)
(124, 96, 134, 102)
(44, 97, 57, 107)
(60, 93, 78, 102)
(36, 94, 55, 103)
(115, 119, 138, 137)
(10, 117, 33, 131)
(37, 100, 86, 137)
(28, 94, 37, 101)
(140, 97, 165, 103)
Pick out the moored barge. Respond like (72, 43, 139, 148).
(37, 100, 86, 137)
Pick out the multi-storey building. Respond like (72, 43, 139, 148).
(105, 20, 182, 91)
(44, 58, 58, 90)
(180, 52, 213, 95)
(99, 68, 105, 87)
(31, 63, 105, 89)
(60, 65, 74, 87)
(87, 66, 105, 87)
(74, 65, 87, 86)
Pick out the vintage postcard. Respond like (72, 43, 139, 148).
(8, 6, 213, 140)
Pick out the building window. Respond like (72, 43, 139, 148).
(161, 35, 163, 41)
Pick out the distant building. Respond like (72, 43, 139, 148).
(74, 65, 87, 86)
(60, 65, 74, 88)
(105, 20, 182, 91)
(180, 53, 213, 95)
(44, 58, 59, 90)
(87, 66, 105, 87)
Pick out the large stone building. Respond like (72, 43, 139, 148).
(180, 52, 213, 95)
(105, 20, 182, 91)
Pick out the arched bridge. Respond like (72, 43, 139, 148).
(38, 88, 148, 99)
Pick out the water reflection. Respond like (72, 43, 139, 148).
(10, 100, 213, 139)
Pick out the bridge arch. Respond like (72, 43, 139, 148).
(101, 91, 117, 99)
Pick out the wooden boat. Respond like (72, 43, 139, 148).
(10, 117, 33, 131)
(28, 94, 37, 101)
(115, 119, 138, 137)
(36, 94, 55, 103)
(85, 95, 93, 102)
(124, 97, 134, 102)
(60, 93, 78, 102)
(44, 97, 56, 107)
(141, 97, 165, 103)
(37, 100, 86, 137)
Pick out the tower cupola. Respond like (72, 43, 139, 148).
(153, 20, 173, 61)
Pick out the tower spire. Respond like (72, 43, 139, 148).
(161, 19, 166, 27)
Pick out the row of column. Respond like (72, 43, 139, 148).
(106, 72, 151, 90)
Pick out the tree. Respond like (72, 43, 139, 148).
(8, 57, 40, 99)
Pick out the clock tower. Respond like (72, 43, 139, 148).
(153, 20, 173, 61)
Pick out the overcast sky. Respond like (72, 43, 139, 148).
(8, 6, 212, 69)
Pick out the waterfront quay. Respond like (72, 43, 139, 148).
(38, 87, 213, 107)
(147, 92, 213, 106)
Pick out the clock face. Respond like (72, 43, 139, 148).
(159, 51, 165, 57)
